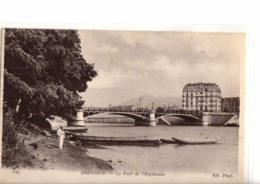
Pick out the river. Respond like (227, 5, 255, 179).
(83, 123, 239, 173)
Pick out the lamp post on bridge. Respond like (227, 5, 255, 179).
(139, 97, 143, 110)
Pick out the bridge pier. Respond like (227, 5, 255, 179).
(202, 112, 209, 126)
(134, 112, 156, 126)
(202, 112, 238, 126)
(68, 109, 85, 126)
(149, 111, 156, 126)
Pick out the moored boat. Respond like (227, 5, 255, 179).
(72, 134, 161, 146)
(63, 126, 88, 133)
(51, 126, 88, 133)
(172, 137, 221, 145)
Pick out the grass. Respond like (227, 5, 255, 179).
(2, 109, 34, 169)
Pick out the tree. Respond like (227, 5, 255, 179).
(4, 29, 97, 122)
(156, 107, 165, 113)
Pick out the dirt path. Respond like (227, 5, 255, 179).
(23, 133, 113, 171)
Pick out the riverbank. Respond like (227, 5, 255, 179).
(19, 129, 113, 171)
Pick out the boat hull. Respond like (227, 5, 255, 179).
(172, 137, 221, 144)
(63, 127, 88, 133)
(72, 135, 161, 146)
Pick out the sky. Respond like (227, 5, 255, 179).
(78, 30, 245, 107)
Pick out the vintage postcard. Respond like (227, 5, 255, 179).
(0, 26, 247, 183)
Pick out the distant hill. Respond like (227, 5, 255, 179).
(120, 95, 182, 109)
(81, 87, 145, 107)
(81, 87, 182, 109)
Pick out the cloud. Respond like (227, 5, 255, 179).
(95, 44, 119, 53)
(79, 30, 245, 106)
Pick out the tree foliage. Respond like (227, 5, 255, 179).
(4, 29, 97, 120)
(156, 107, 165, 113)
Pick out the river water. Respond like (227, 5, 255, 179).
(84, 123, 239, 173)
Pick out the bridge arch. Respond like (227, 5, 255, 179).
(157, 113, 201, 122)
(156, 114, 202, 126)
(84, 112, 150, 122)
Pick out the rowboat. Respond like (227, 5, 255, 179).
(72, 134, 161, 146)
(63, 126, 88, 133)
(160, 138, 178, 144)
(50, 127, 88, 135)
(172, 137, 221, 145)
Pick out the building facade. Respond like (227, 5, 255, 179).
(182, 82, 221, 112)
(221, 97, 240, 112)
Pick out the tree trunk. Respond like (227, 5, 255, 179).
(15, 98, 22, 113)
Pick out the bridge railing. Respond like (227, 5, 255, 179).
(83, 107, 151, 113)
(83, 107, 202, 117)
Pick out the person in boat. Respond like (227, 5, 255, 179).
(57, 126, 65, 149)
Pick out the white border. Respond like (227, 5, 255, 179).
(0, 0, 259, 183)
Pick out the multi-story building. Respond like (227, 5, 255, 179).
(182, 82, 221, 112)
(221, 97, 240, 112)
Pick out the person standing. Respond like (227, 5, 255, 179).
(57, 126, 65, 149)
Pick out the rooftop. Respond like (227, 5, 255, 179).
(185, 82, 219, 87)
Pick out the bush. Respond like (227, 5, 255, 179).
(28, 115, 52, 129)
(2, 109, 33, 168)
